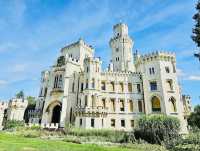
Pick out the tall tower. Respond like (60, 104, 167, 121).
(109, 23, 135, 72)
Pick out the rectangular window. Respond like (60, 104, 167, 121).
(130, 120, 134, 128)
(121, 120, 125, 127)
(80, 118, 82, 126)
(128, 83, 132, 92)
(91, 119, 94, 128)
(86, 79, 88, 89)
(120, 100, 125, 112)
(85, 95, 88, 107)
(138, 100, 143, 112)
(111, 99, 115, 111)
(102, 99, 106, 108)
(101, 81, 106, 90)
(72, 82, 75, 92)
(129, 100, 133, 112)
(81, 83, 84, 92)
(111, 119, 115, 127)
(92, 79, 95, 88)
(137, 84, 141, 93)
(150, 81, 157, 91)
(119, 82, 124, 92)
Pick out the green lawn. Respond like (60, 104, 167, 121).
(0, 132, 144, 151)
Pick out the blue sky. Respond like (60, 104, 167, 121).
(0, 0, 199, 106)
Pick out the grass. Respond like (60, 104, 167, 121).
(0, 132, 148, 151)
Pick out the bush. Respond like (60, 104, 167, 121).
(134, 114, 181, 147)
(4, 120, 25, 130)
(171, 130, 200, 151)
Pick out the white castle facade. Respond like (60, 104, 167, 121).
(0, 98, 28, 130)
(29, 23, 190, 133)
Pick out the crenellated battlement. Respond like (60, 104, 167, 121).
(138, 51, 176, 63)
(84, 57, 102, 64)
(8, 98, 28, 108)
(61, 38, 94, 53)
(66, 55, 80, 65)
(101, 71, 141, 77)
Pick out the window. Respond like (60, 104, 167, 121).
(44, 88, 48, 97)
(120, 100, 125, 112)
(116, 57, 119, 61)
(111, 119, 115, 127)
(166, 80, 173, 91)
(137, 84, 141, 93)
(85, 95, 88, 107)
(91, 119, 94, 127)
(92, 78, 95, 88)
(53, 75, 58, 88)
(128, 83, 132, 92)
(169, 97, 177, 112)
(129, 100, 133, 112)
(130, 120, 134, 128)
(149, 67, 155, 75)
(101, 81, 106, 90)
(86, 67, 89, 72)
(111, 99, 115, 111)
(165, 67, 170, 73)
(86, 79, 89, 89)
(81, 83, 84, 92)
(102, 119, 104, 127)
(119, 82, 124, 92)
(102, 99, 106, 108)
(138, 100, 143, 112)
(151, 96, 161, 112)
(58, 75, 63, 88)
(72, 82, 75, 92)
(150, 81, 157, 91)
(80, 118, 82, 126)
(91, 95, 95, 107)
(172, 63, 176, 73)
(116, 48, 119, 52)
(121, 120, 125, 127)
(110, 82, 115, 91)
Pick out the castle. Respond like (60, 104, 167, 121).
(27, 23, 191, 133)
(0, 98, 28, 130)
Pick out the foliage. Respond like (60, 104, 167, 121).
(24, 96, 37, 123)
(188, 105, 200, 129)
(57, 56, 65, 66)
(134, 114, 181, 147)
(64, 126, 130, 143)
(192, 0, 200, 47)
(15, 90, 24, 99)
(171, 130, 200, 151)
(4, 120, 25, 130)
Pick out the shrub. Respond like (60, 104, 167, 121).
(188, 105, 200, 129)
(171, 130, 200, 151)
(134, 114, 181, 146)
(4, 120, 25, 130)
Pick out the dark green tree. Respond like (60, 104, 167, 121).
(24, 96, 36, 123)
(15, 90, 24, 99)
(192, 1, 200, 61)
(188, 105, 200, 128)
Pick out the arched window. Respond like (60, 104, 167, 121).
(169, 97, 177, 112)
(151, 96, 161, 112)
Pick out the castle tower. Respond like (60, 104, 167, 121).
(109, 23, 135, 72)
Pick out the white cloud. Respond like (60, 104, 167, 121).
(12, 64, 28, 73)
(0, 80, 8, 86)
(187, 75, 200, 81)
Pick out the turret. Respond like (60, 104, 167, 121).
(109, 23, 135, 72)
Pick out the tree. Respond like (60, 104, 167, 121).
(192, 1, 200, 61)
(15, 90, 24, 99)
(188, 105, 200, 129)
(24, 96, 36, 123)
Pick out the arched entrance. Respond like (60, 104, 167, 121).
(151, 96, 161, 112)
(51, 105, 61, 123)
